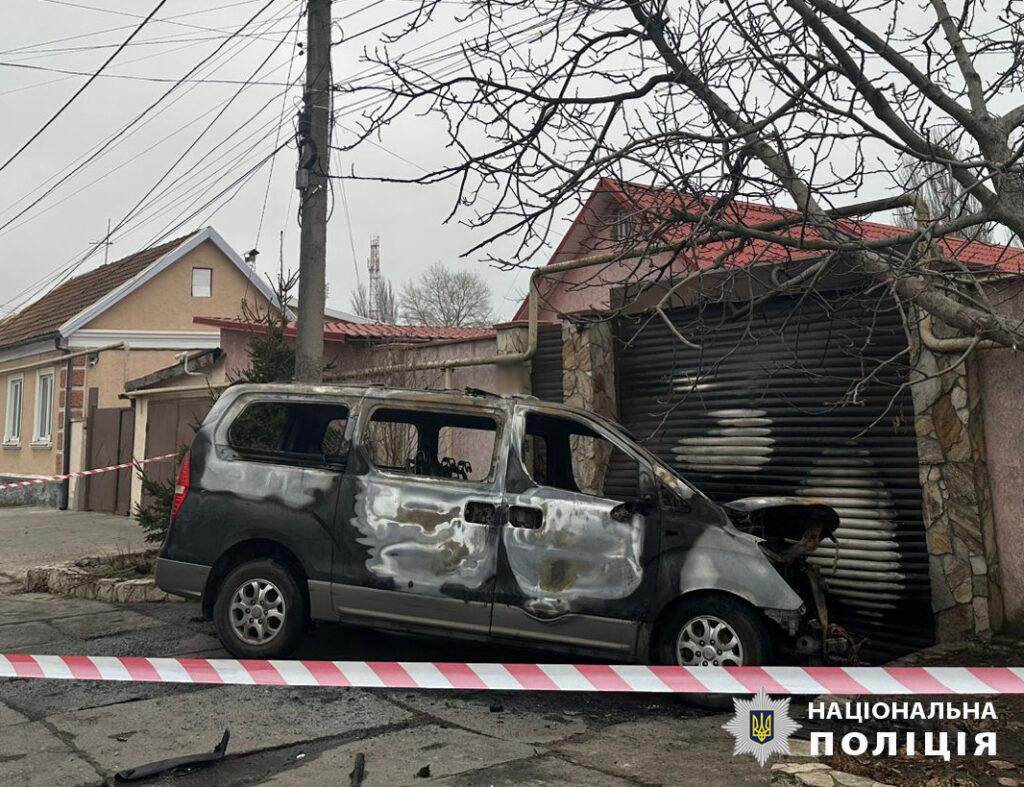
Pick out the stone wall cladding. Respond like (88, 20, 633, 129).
(562, 320, 618, 491)
(0, 476, 62, 507)
(910, 313, 1001, 640)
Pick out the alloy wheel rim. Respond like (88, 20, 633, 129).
(676, 614, 744, 667)
(229, 578, 286, 645)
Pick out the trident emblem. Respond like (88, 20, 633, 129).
(750, 710, 774, 744)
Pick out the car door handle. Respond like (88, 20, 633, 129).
(464, 501, 499, 525)
(508, 505, 543, 530)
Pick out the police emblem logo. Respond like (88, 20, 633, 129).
(750, 710, 774, 744)
(723, 687, 800, 766)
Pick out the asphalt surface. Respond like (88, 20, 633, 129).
(0, 507, 143, 591)
(0, 592, 771, 786)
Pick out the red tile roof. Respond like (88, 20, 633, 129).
(0, 233, 196, 351)
(513, 179, 1024, 319)
(193, 316, 495, 343)
(604, 178, 1024, 272)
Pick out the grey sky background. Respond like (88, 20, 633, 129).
(1, 0, 1016, 325)
(0, 0, 538, 322)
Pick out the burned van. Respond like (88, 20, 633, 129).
(156, 384, 844, 666)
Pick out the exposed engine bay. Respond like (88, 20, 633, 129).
(723, 496, 859, 664)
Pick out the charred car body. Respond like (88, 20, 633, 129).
(156, 383, 845, 667)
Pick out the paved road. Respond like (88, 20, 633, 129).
(0, 508, 143, 589)
(0, 593, 769, 786)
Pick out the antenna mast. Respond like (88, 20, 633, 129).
(367, 235, 381, 322)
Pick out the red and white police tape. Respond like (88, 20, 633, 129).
(0, 453, 176, 492)
(2, 656, 1024, 694)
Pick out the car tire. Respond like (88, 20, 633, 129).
(213, 559, 306, 659)
(657, 594, 771, 710)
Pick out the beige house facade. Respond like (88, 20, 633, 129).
(0, 227, 275, 507)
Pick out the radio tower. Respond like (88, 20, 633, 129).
(367, 235, 381, 322)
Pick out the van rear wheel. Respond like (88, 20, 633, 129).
(213, 560, 306, 659)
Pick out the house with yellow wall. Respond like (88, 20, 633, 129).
(0, 227, 275, 511)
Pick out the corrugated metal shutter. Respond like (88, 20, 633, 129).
(615, 295, 932, 657)
(531, 323, 564, 402)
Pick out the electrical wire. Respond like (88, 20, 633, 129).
(0, 0, 168, 177)
(0, 0, 283, 239)
(256, 1, 306, 252)
(0, 0, 288, 314)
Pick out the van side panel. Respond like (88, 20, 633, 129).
(160, 417, 343, 587)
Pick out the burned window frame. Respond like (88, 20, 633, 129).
(514, 405, 655, 500)
(356, 401, 505, 486)
(220, 394, 354, 470)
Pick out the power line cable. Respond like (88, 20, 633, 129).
(0, 0, 282, 236)
(0, 0, 265, 55)
(0, 0, 286, 313)
(256, 1, 306, 251)
(0, 0, 168, 177)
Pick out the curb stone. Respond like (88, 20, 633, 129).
(771, 761, 894, 787)
(23, 558, 181, 603)
(770, 742, 895, 787)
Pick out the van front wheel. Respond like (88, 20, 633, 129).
(213, 560, 306, 659)
(657, 594, 771, 710)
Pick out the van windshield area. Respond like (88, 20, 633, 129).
(363, 407, 498, 482)
(522, 412, 641, 500)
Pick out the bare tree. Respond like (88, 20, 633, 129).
(334, 0, 1024, 349)
(351, 278, 399, 323)
(400, 262, 493, 327)
(894, 126, 995, 243)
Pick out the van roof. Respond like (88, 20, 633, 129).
(217, 382, 597, 420)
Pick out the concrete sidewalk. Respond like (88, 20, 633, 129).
(0, 508, 144, 590)
(0, 594, 767, 786)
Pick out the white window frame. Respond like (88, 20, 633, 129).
(32, 368, 55, 446)
(4, 374, 24, 446)
(191, 267, 213, 297)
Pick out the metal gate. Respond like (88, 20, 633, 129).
(531, 323, 564, 402)
(143, 396, 213, 492)
(84, 407, 134, 515)
(615, 295, 932, 657)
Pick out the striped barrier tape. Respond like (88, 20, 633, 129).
(2, 656, 1023, 694)
(0, 453, 176, 492)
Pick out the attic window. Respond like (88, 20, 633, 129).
(192, 267, 212, 297)
(611, 208, 634, 243)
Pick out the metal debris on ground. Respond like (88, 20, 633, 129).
(349, 752, 366, 787)
(114, 728, 230, 781)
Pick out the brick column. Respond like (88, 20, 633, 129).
(55, 357, 87, 475)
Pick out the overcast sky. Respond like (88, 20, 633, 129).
(0, 0, 540, 322)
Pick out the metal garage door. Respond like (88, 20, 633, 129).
(531, 323, 564, 402)
(615, 294, 932, 657)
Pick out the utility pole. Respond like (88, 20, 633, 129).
(294, 0, 331, 382)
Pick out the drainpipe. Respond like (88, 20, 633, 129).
(327, 192, 976, 379)
(331, 247, 641, 379)
(920, 314, 1004, 353)
(59, 356, 73, 510)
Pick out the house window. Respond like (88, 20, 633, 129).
(34, 369, 54, 445)
(4, 375, 23, 445)
(611, 208, 634, 243)
(191, 267, 212, 297)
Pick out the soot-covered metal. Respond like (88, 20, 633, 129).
(158, 383, 847, 663)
